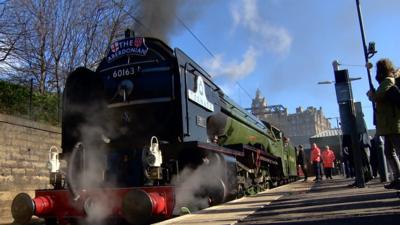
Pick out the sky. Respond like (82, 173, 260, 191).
(164, 0, 400, 130)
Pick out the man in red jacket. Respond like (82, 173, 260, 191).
(310, 143, 322, 182)
(322, 146, 336, 179)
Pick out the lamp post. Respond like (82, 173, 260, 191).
(335, 61, 365, 187)
(317, 78, 361, 85)
(318, 61, 365, 187)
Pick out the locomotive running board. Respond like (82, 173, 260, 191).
(225, 144, 280, 166)
(184, 141, 245, 157)
(183, 142, 279, 166)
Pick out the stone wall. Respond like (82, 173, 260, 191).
(0, 113, 61, 223)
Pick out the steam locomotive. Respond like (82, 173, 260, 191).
(11, 30, 297, 225)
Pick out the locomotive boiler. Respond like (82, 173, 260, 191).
(11, 30, 297, 225)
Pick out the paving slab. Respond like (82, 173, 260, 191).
(237, 177, 400, 225)
(157, 177, 400, 225)
(155, 180, 312, 225)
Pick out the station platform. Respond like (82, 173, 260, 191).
(156, 176, 400, 225)
(3, 177, 400, 225)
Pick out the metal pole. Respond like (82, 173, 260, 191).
(351, 102, 365, 187)
(355, 0, 376, 124)
(332, 61, 343, 166)
(29, 78, 33, 120)
(336, 117, 342, 160)
(356, 1, 389, 183)
(355, 0, 373, 90)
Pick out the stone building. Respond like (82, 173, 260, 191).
(250, 89, 331, 148)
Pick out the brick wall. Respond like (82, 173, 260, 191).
(0, 113, 61, 223)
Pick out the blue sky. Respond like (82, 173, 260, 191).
(168, 0, 400, 130)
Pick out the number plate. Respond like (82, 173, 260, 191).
(111, 66, 135, 78)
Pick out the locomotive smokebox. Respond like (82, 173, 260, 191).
(122, 189, 166, 225)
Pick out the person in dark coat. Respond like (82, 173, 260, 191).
(297, 145, 308, 181)
(342, 135, 355, 178)
(359, 132, 373, 183)
(370, 135, 379, 178)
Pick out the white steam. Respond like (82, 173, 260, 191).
(205, 46, 258, 80)
(231, 0, 292, 55)
(84, 193, 117, 225)
(204, 0, 292, 81)
(172, 156, 227, 214)
(67, 124, 116, 225)
(78, 125, 108, 188)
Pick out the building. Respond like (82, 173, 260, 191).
(250, 89, 331, 148)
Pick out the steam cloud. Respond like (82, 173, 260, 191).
(172, 155, 229, 214)
(231, 0, 292, 55)
(67, 124, 115, 225)
(205, 46, 259, 80)
(65, 94, 117, 225)
(202, 0, 292, 82)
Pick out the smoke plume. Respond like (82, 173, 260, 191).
(134, 0, 211, 43)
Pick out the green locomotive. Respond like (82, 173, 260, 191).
(208, 93, 298, 190)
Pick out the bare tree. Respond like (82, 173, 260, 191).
(1, 0, 54, 94)
(0, 1, 13, 61)
(1, 0, 138, 93)
(0, 0, 25, 63)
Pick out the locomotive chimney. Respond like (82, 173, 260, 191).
(125, 29, 135, 38)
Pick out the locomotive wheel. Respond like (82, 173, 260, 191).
(263, 181, 271, 190)
(206, 178, 227, 206)
(237, 184, 245, 198)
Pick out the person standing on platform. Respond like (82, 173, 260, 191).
(367, 58, 400, 189)
(370, 135, 379, 178)
(342, 144, 355, 178)
(359, 132, 373, 183)
(322, 146, 336, 179)
(311, 143, 322, 182)
(297, 145, 308, 181)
